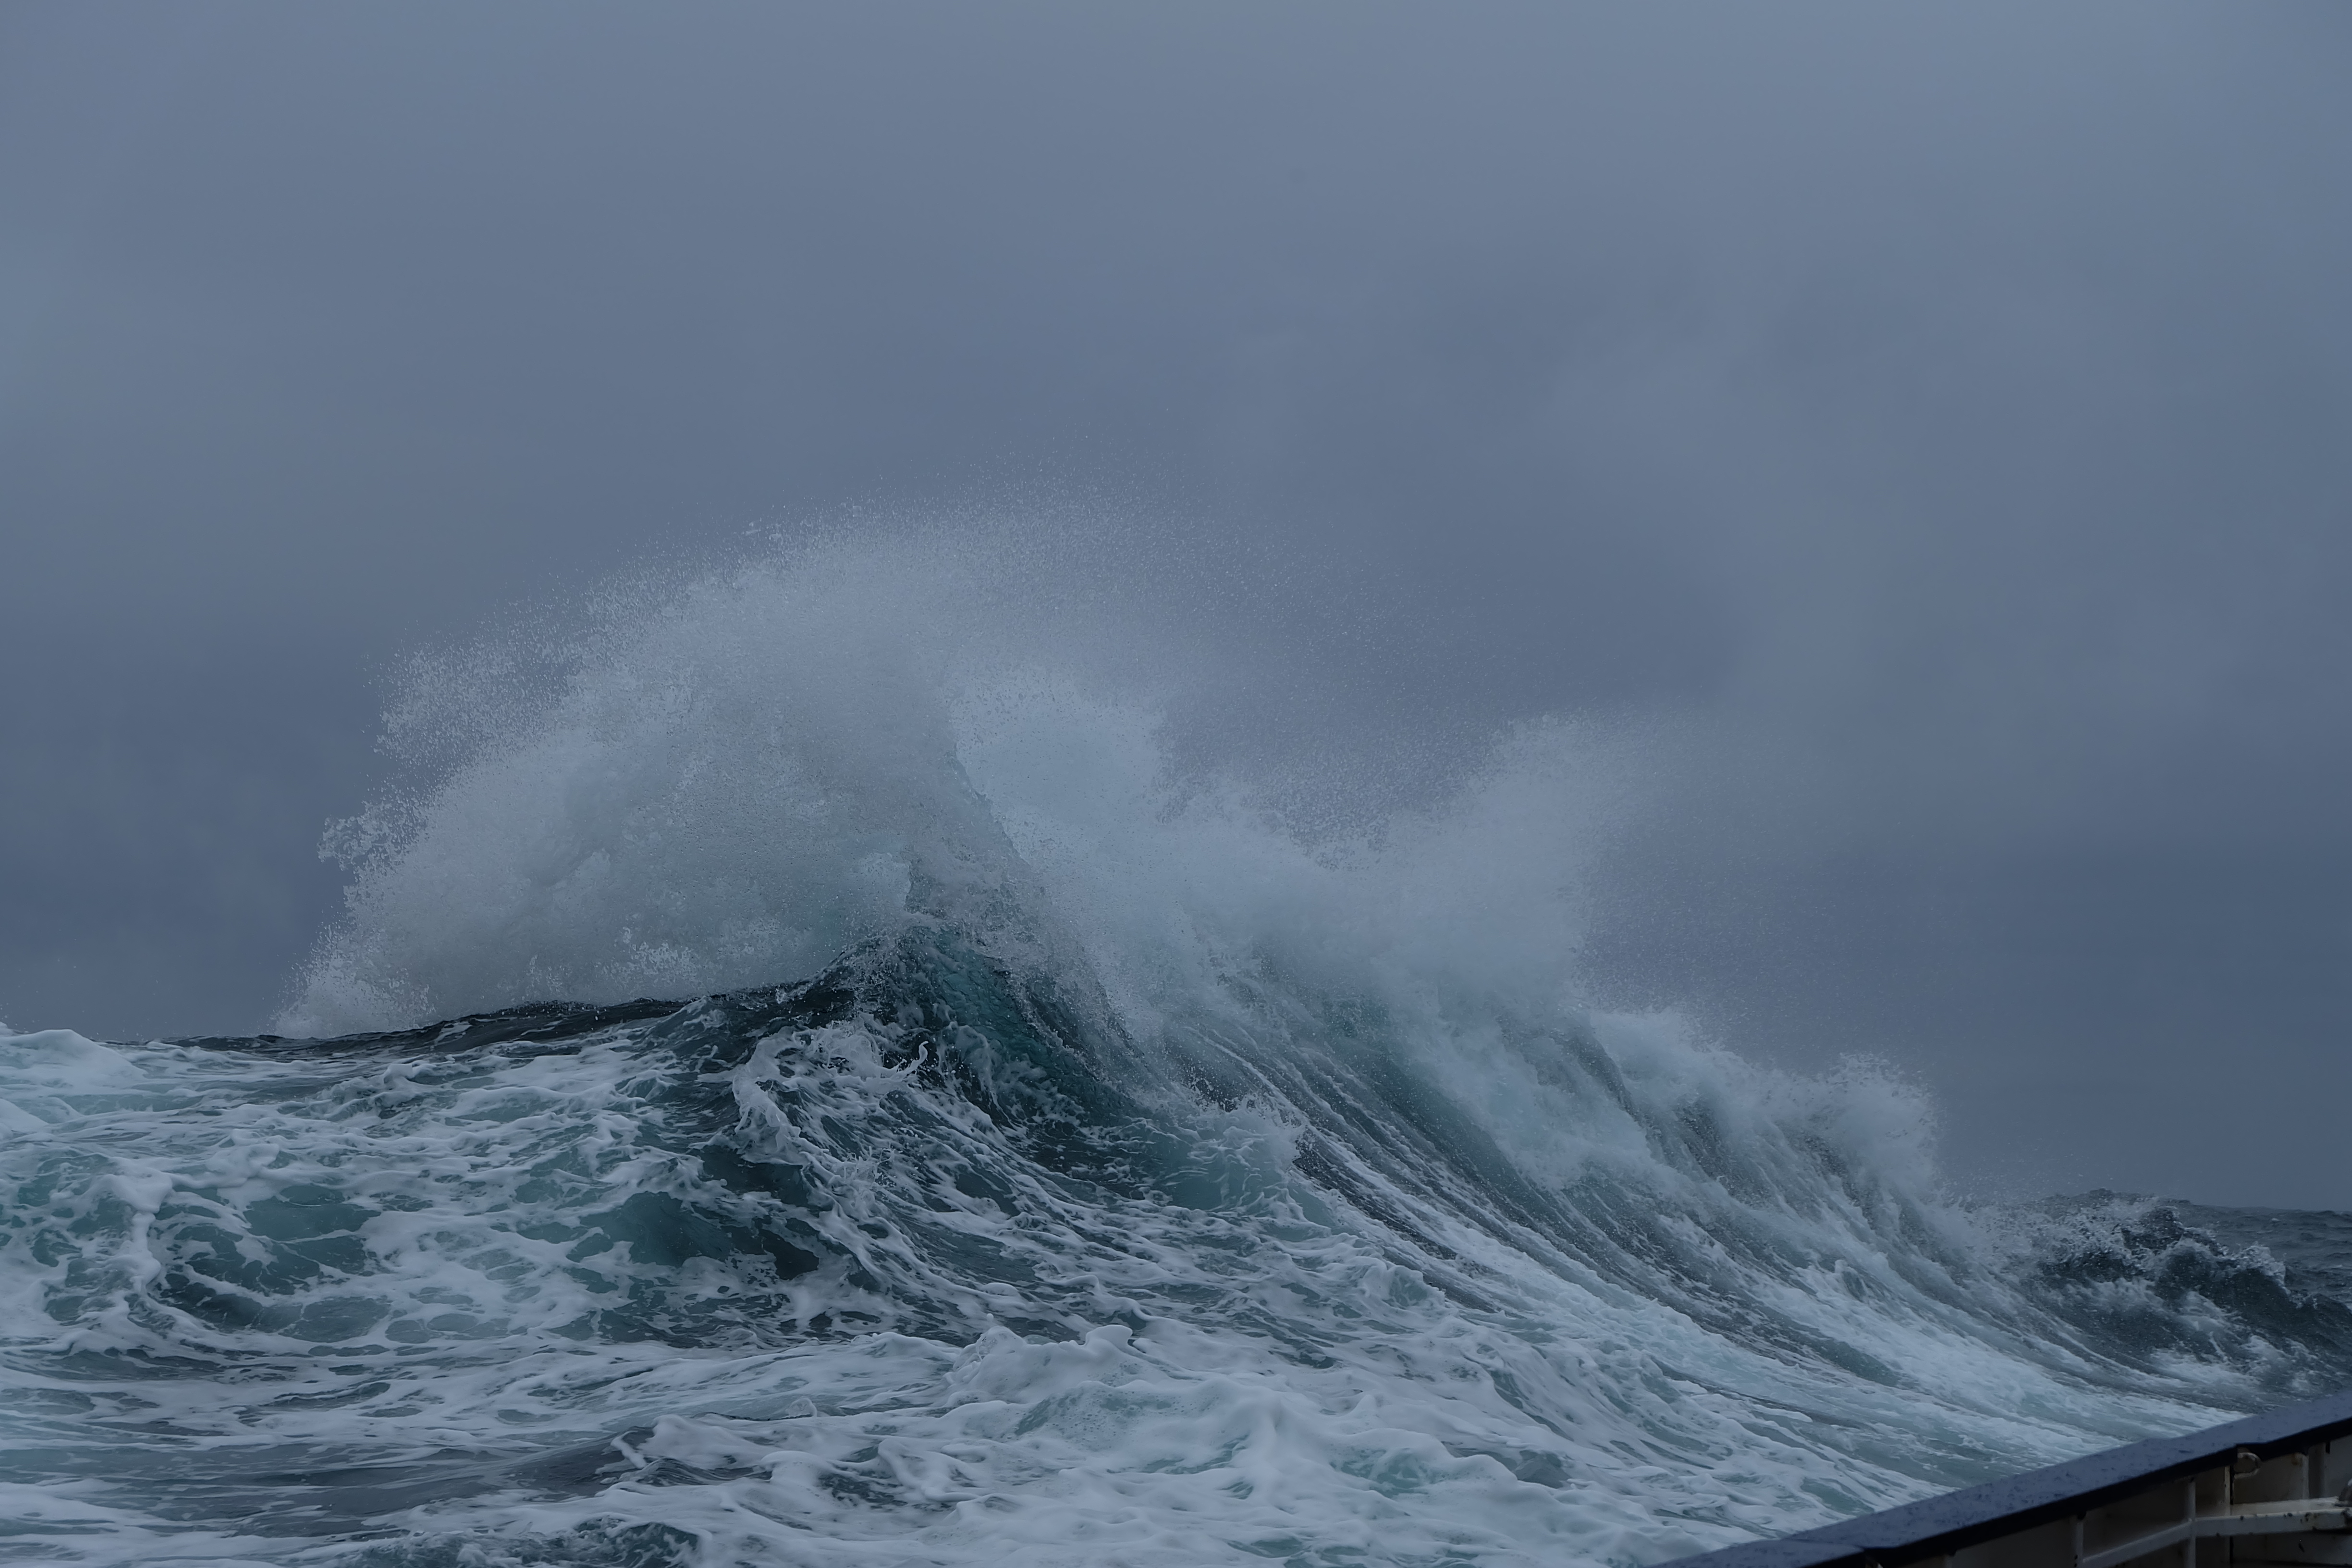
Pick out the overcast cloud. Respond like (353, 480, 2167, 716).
(3, 1, 2349, 1205)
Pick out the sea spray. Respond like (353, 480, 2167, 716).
(6, 528, 2349, 1566)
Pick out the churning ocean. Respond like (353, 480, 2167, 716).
(7, 537, 2350, 1568)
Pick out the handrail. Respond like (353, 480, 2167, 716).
(1658, 1387, 2352, 1568)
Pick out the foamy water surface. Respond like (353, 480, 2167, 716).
(6, 535, 2348, 1566)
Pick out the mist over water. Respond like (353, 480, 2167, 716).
(9, 529, 2352, 1566)
(285, 522, 1623, 1039)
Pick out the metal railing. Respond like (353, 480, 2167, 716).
(1658, 1389, 2352, 1568)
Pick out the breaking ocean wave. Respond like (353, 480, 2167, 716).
(7, 533, 2350, 1566)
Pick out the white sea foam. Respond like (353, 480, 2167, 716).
(0, 1003, 2270, 1568)
(9, 527, 2342, 1566)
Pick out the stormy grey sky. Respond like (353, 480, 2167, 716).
(4, 2, 2348, 1206)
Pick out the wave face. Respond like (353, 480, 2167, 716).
(6, 534, 2351, 1566)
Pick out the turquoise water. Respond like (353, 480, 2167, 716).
(6, 539, 2346, 1566)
